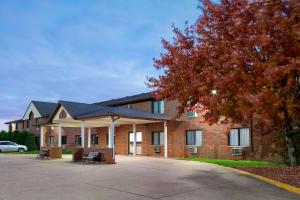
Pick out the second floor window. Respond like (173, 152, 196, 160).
(75, 135, 82, 146)
(152, 132, 164, 145)
(228, 128, 250, 147)
(91, 134, 99, 145)
(186, 130, 202, 146)
(152, 100, 164, 114)
(187, 111, 197, 117)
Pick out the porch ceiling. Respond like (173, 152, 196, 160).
(52, 116, 163, 128)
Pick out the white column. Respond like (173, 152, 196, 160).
(40, 126, 44, 148)
(108, 126, 112, 148)
(110, 117, 115, 160)
(88, 128, 91, 148)
(80, 121, 85, 148)
(133, 124, 136, 156)
(164, 121, 168, 158)
(58, 125, 62, 147)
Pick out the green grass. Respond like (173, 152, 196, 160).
(0, 149, 73, 155)
(180, 157, 284, 167)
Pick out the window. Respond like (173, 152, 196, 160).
(26, 120, 29, 128)
(91, 134, 99, 145)
(186, 130, 202, 146)
(62, 136, 67, 145)
(15, 123, 19, 130)
(228, 128, 250, 147)
(152, 100, 164, 114)
(50, 136, 55, 147)
(187, 111, 197, 117)
(75, 135, 82, 146)
(152, 132, 164, 145)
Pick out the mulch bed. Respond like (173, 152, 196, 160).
(236, 166, 300, 188)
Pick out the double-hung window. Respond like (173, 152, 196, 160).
(75, 135, 82, 146)
(152, 100, 164, 114)
(186, 130, 202, 146)
(228, 128, 250, 147)
(50, 136, 55, 147)
(152, 132, 164, 145)
(62, 136, 67, 145)
(91, 134, 99, 145)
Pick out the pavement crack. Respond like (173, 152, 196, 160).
(85, 182, 157, 199)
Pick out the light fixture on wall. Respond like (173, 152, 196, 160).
(51, 126, 54, 130)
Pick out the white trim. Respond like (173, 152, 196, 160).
(58, 125, 62, 147)
(88, 128, 91, 148)
(40, 126, 44, 147)
(164, 121, 168, 158)
(53, 106, 72, 121)
(23, 102, 41, 120)
(133, 124, 136, 156)
(80, 121, 85, 148)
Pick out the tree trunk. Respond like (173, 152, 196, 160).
(284, 110, 297, 166)
(286, 136, 297, 166)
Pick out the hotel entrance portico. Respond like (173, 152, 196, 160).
(39, 101, 171, 163)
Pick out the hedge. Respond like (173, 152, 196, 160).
(0, 130, 38, 151)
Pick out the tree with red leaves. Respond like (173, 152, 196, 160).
(148, 0, 300, 165)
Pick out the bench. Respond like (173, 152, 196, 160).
(82, 151, 101, 163)
(37, 149, 50, 160)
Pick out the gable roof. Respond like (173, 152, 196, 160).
(95, 92, 155, 106)
(49, 100, 171, 122)
(32, 101, 57, 117)
(77, 106, 171, 121)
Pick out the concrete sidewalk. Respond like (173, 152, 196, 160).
(0, 155, 298, 200)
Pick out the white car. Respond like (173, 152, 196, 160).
(0, 141, 28, 152)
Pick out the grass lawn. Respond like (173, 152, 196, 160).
(0, 149, 73, 155)
(180, 157, 284, 167)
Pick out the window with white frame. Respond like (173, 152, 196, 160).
(50, 136, 55, 147)
(228, 128, 250, 146)
(75, 135, 82, 146)
(152, 100, 164, 114)
(91, 134, 99, 145)
(152, 132, 164, 145)
(186, 130, 202, 146)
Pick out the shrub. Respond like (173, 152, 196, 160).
(0, 130, 38, 151)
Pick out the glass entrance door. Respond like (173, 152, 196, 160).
(129, 132, 142, 155)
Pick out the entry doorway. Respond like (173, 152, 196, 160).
(128, 132, 142, 155)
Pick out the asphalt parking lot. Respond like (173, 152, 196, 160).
(0, 154, 298, 200)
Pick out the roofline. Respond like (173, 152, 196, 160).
(76, 112, 172, 121)
(4, 119, 23, 124)
(95, 92, 155, 106)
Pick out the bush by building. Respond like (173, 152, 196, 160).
(0, 130, 38, 151)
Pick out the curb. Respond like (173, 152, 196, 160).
(228, 167, 300, 195)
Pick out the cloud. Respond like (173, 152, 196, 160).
(0, 0, 199, 128)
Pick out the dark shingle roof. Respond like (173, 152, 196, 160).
(77, 106, 170, 121)
(95, 92, 155, 106)
(32, 101, 57, 117)
(58, 101, 103, 118)
(56, 100, 170, 121)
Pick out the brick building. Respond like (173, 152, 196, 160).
(5, 92, 282, 162)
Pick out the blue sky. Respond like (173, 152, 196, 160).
(0, 0, 199, 130)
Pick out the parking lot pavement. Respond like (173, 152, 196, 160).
(0, 154, 299, 200)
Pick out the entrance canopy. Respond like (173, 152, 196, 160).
(39, 100, 172, 159)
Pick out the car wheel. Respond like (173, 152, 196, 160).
(18, 148, 25, 152)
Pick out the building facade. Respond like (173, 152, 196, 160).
(5, 93, 283, 162)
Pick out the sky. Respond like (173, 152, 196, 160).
(0, 0, 200, 131)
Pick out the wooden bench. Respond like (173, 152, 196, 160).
(82, 151, 101, 163)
